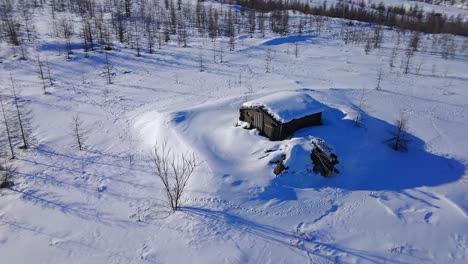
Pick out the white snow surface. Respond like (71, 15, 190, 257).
(241, 91, 324, 123)
(0, 1, 467, 264)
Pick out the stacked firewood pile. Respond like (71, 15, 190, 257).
(310, 140, 339, 177)
(271, 139, 339, 177)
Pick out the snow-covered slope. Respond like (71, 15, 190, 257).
(0, 1, 467, 264)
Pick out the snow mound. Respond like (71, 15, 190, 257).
(241, 91, 324, 123)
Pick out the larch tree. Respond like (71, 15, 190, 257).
(387, 113, 411, 152)
(71, 114, 87, 151)
(0, 96, 15, 159)
(10, 74, 33, 150)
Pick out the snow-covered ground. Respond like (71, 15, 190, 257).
(1, 1, 468, 264)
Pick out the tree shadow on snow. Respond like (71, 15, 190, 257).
(259, 95, 465, 198)
(262, 34, 319, 46)
(9, 187, 139, 227)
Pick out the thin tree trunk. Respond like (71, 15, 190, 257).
(0, 97, 15, 159)
(10, 74, 28, 149)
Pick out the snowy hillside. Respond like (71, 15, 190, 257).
(0, 0, 467, 263)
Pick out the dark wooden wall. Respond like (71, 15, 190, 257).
(240, 107, 322, 141)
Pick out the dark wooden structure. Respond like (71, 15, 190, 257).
(309, 140, 339, 177)
(239, 92, 323, 141)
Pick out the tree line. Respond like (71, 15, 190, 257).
(234, 0, 468, 36)
(2, 0, 467, 54)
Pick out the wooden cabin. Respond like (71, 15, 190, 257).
(239, 92, 324, 141)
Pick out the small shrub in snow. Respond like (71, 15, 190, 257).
(149, 141, 198, 211)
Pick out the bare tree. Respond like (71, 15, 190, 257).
(18, 41, 27, 60)
(218, 40, 225, 63)
(372, 25, 382, 49)
(354, 87, 367, 127)
(60, 18, 74, 60)
(403, 55, 411, 74)
(387, 113, 411, 152)
(10, 74, 33, 149)
(198, 50, 205, 72)
(248, 8, 255, 38)
(389, 32, 401, 69)
(375, 68, 383, 91)
(133, 19, 141, 57)
(144, 12, 156, 54)
(0, 161, 15, 189)
(177, 21, 188, 47)
(258, 11, 265, 37)
(212, 40, 217, 63)
(0, 96, 15, 159)
(19, 3, 34, 42)
(226, 8, 235, 51)
(36, 55, 48, 94)
(45, 59, 54, 86)
(265, 48, 272, 73)
(104, 51, 113, 84)
(295, 40, 300, 58)
(150, 141, 197, 211)
(409, 31, 420, 53)
(71, 114, 87, 151)
(364, 33, 372, 55)
(1, 9, 21, 45)
(403, 35, 417, 74)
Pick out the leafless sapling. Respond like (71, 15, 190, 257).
(403, 55, 411, 74)
(364, 32, 373, 55)
(1, 10, 20, 45)
(373, 25, 382, 49)
(45, 59, 54, 86)
(198, 50, 204, 72)
(294, 42, 299, 58)
(375, 68, 383, 91)
(71, 114, 87, 151)
(389, 35, 399, 69)
(18, 41, 27, 60)
(60, 18, 74, 60)
(258, 12, 265, 37)
(104, 51, 113, 84)
(149, 141, 197, 211)
(265, 48, 272, 73)
(177, 21, 188, 48)
(354, 87, 367, 127)
(0, 96, 15, 159)
(133, 19, 141, 57)
(10, 74, 33, 149)
(20, 3, 33, 42)
(36, 55, 48, 94)
(248, 9, 256, 38)
(387, 113, 411, 152)
(218, 40, 225, 63)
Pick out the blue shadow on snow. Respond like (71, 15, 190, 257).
(259, 88, 465, 198)
(262, 35, 318, 46)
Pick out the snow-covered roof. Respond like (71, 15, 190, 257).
(241, 92, 324, 123)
